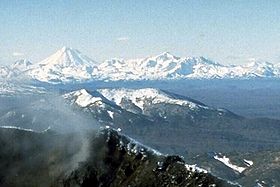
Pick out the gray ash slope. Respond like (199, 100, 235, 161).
(0, 127, 233, 187)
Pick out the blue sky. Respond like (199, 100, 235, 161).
(1, 0, 280, 65)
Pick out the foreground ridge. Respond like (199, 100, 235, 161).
(0, 127, 236, 186)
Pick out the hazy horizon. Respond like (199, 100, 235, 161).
(1, 0, 280, 65)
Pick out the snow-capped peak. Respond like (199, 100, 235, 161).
(11, 59, 32, 70)
(142, 52, 180, 64)
(245, 58, 273, 68)
(239, 59, 276, 77)
(196, 56, 222, 66)
(61, 46, 70, 52)
(153, 51, 179, 61)
(96, 52, 226, 80)
(38, 46, 97, 67)
(26, 47, 99, 83)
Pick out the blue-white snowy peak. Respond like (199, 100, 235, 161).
(1, 47, 280, 83)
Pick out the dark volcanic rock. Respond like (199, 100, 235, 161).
(0, 128, 233, 187)
(63, 129, 231, 187)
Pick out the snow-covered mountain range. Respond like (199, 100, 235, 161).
(1, 47, 280, 83)
(63, 88, 215, 115)
(63, 87, 239, 132)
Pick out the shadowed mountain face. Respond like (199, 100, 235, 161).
(0, 86, 280, 186)
(61, 88, 280, 186)
(62, 88, 280, 155)
(0, 128, 233, 187)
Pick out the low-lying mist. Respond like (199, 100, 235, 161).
(0, 92, 99, 133)
(0, 92, 101, 186)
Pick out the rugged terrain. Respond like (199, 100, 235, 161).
(1, 47, 280, 83)
(0, 127, 233, 187)
(1, 49, 280, 186)
(63, 88, 280, 154)
(1, 86, 279, 186)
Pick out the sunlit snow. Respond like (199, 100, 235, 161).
(214, 154, 246, 173)
(1, 47, 280, 83)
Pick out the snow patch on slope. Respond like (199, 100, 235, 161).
(185, 164, 208, 173)
(107, 111, 114, 119)
(244, 159, 253, 166)
(214, 154, 246, 173)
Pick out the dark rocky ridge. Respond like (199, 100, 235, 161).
(0, 128, 234, 187)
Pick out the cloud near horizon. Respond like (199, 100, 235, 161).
(116, 37, 130, 42)
(12, 52, 25, 57)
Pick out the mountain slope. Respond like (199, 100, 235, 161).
(62, 88, 280, 186)
(0, 59, 33, 79)
(11, 59, 32, 71)
(64, 88, 235, 125)
(97, 88, 209, 111)
(63, 88, 280, 155)
(0, 66, 11, 79)
(26, 47, 99, 83)
(0, 127, 234, 186)
(186, 150, 280, 187)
